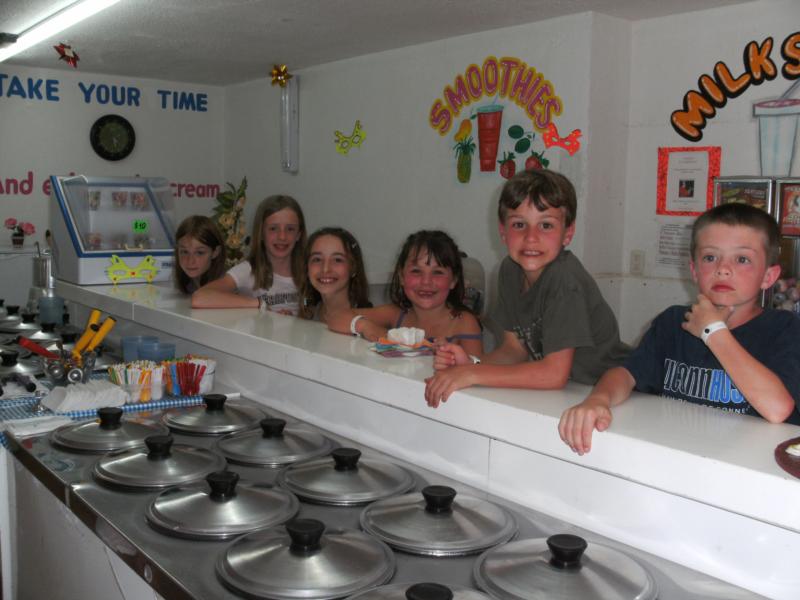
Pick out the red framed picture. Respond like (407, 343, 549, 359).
(777, 179, 800, 237)
(656, 146, 721, 216)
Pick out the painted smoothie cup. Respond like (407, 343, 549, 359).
(753, 98, 800, 176)
(477, 103, 504, 171)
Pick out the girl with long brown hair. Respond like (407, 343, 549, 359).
(192, 195, 306, 315)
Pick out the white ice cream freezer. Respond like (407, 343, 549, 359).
(49, 175, 176, 285)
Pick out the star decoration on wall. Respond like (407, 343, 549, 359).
(270, 64, 292, 87)
(54, 43, 79, 68)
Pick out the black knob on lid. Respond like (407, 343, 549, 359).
(332, 447, 361, 471)
(60, 331, 77, 344)
(207, 471, 239, 500)
(547, 534, 587, 569)
(145, 435, 173, 459)
(6, 305, 19, 315)
(287, 518, 324, 554)
(203, 393, 226, 412)
(260, 418, 286, 438)
(406, 583, 454, 600)
(0, 299, 4, 307)
(1, 351, 18, 366)
(422, 485, 456, 514)
(97, 407, 123, 430)
(21, 312, 35, 323)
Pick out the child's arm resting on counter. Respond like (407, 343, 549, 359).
(192, 275, 258, 309)
(558, 366, 636, 455)
(684, 295, 795, 423)
(325, 305, 399, 342)
(425, 331, 574, 408)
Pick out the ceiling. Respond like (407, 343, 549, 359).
(1, 0, 755, 86)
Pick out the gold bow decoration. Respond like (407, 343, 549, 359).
(270, 64, 292, 87)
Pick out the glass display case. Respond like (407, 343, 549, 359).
(49, 175, 176, 285)
(713, 176, 800, 312)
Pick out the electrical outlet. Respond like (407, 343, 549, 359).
(630, 250, 645, 276)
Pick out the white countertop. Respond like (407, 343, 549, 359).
(57, 280, 800, 537)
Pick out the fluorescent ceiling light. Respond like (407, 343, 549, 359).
(0, 0, 121, 63)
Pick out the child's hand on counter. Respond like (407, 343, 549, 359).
(433, 342, 469, 371)
(558, 396, 613, 455)
(424, 367, 476, 408)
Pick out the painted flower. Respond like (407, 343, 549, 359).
(4, 218, 35, 236)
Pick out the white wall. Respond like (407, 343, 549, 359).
(620, 0, 800, 341)
(6, 1, 798, 343)
(0, 65, 225, 252)
(224, 14, 595, 290)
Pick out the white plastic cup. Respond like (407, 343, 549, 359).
(199, 366, 215, 394)
(754, 98, 800, 176)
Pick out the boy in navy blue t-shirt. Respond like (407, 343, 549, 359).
(559, 203, 800, 455)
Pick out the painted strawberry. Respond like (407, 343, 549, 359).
(498, 152, 516, 179)
(525, 151, 549, 171)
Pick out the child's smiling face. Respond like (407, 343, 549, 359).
(690, 223, 780, 310)
(307, 234, 351, 298)
(400, 250, 456, 311)
(263, 208, 301, 261)
(499, 198, 575, 286)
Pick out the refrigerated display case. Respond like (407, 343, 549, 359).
(49, 175, 175, 285)
(713, 176, 799, 311)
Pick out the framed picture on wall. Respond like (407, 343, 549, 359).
(656, 146, 721, 216)
(712, 177, 774, 214)
(776, 179, 800, 237)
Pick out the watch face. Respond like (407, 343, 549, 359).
(90, 114, 135, 161)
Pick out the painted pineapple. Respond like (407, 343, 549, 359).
(453, 119, 476, 183)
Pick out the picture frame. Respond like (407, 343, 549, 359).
(776, 178, 800, 237)
(712, 176, 774, 214)
(656, 146, 721, 216)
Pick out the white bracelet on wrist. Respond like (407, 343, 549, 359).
(350, 315, 365, 337)
(257, 296, 268, 312)
(701, 320, 727, 344)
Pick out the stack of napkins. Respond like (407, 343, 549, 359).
(41, 380, 128, 413)
(372, 327, 434, 357)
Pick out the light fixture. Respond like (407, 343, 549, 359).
(0, 0, 121, 63)
(280, 75, 299, 173)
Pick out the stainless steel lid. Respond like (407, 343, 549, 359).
(0, 337, 33, 359)
(349, 582, 493, 600)
(145, 470, 299, 540)
(162, 394, 266, 435)
(0, 350, 43, 376)
(93, 434, 227, 490)
(0, 312, 39, 332)
(50, 407, 169, 453)
(22, 323, 62, 343)
(215, 417, 335, 468)
(217, 518, 395, 600)
(276, 447, 415, 505)
(0, 304, 20, 324)
(473, 534, 658, 600)
(360, 485, 517, 556)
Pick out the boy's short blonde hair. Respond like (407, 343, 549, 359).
(497, 169, 577, 226)
(691, 203, 780, 265)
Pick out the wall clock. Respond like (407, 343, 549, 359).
(90, 114, 136, 161)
